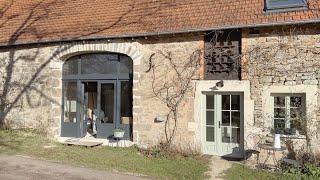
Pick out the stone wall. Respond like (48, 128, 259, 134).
(243, 24, 320, 153)
(134, 34, 201, 149)
(0, 34, 202, 150)
(0, 45, 61, 134)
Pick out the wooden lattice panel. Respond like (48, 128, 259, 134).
(204, 30, 241, 80)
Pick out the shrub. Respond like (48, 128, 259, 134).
(302, 164, 320, 178)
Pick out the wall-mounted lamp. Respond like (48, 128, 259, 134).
(216, 80, 224, 88)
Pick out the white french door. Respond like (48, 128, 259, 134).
(202, 93, 244, 157)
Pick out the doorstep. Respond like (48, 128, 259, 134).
(57, 135, 135, 148)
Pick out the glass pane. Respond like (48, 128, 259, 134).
(121, 81, 133, 124)
(290, 108, 303, 131)
(85, 82, 97, 134)
(206, 127, 215, 142)
(100, 83, 114, 123)
(119, 55, 133, 74)
(206, 111, 214, 125)
(222, 111, 230, 126)
(231, 128, 240, 144)
(290, 118, 301, 129)
(274, 108, 285, 118)
(231, 112, 240, 127)
(290, 97, 301, 107)
(221, 127, 230, 143)
(231, 95, 240, 110)
(274, 119, 285, 129)
(222, 95, 230, 110)
(81, 54, 118, 74)
(63, 82, 77, 122)
(206, 95, 215, 109)
(63, 58, 78, 75)
(290, 108, 302, 119)
(274, 96, 285, 107)
(268, 0, 307, 10)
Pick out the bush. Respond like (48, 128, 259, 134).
(302, 164, 320, 178)
(281, 163, 320, 178)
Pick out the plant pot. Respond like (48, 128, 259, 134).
(273, 134, 281, 149)
(114, 131, 125, 138)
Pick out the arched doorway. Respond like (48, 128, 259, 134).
(61, 53, 133, 140)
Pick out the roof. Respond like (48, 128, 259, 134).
(0, 0, 320, 46)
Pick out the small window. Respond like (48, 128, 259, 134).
(265, 0, 308, 13)
(272, 94, 305, 135)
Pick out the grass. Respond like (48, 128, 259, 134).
(0, 129, 209, 180)
(223, 164, 319, 180)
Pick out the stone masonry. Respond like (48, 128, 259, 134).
(0, 34, 202, 150)
(243, 24, 320, 153)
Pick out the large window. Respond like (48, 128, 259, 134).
(265, 0, 308, 13)
(63, 53, 133, 76)
(272, 94, 305, 135)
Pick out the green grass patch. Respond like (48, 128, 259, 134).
(222, 164, 319, 180)
(0, 129, 209, 180)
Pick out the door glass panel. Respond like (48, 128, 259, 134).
(231, 95, 240, 110)
(206, 111, 214, 125)
(231, 128, 240, 143)
(206, 95, 215, 109)
(121, 81, 133, 124)
(221, 127, 230, 143)
(206, 127, 215, 142)
(63, 82, 77, 123)
(222, 95, 230, 110)
(222, 111, 230, 126)
(100, 84, 114, 123)
(231, 112, 240, 127)
(221, 94, 241, 145)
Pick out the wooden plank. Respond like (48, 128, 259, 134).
(63, 141, 103, 148)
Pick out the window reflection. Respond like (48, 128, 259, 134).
(63, 82, 77, 123)
(121, 81, 133, 124)
(100, 84, 114, 124)
(63, 54, 133, 76)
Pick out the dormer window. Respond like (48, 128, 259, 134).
(265, 0, 308, 13)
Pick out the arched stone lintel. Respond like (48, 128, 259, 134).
(54, 42, 142, 65)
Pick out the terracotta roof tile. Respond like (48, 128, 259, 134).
(0, 0, 320, 45)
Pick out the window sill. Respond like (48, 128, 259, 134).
(267, 134, 306, 139)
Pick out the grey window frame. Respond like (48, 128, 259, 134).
(63, 53, 133, 80)
(265, 0, 308, 13)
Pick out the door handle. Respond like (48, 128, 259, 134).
(219, 121, 221, 128)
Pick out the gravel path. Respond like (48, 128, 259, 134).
(208, 156, 233, 180)
(0, 155, 151, 180)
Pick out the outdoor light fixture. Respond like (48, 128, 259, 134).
(216, 80, 224, 88)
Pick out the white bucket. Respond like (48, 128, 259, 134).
(273, 134, 281, 149)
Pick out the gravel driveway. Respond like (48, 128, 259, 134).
(0, 155, 151, 180)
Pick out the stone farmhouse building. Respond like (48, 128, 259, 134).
(0, 0, 320, 158)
